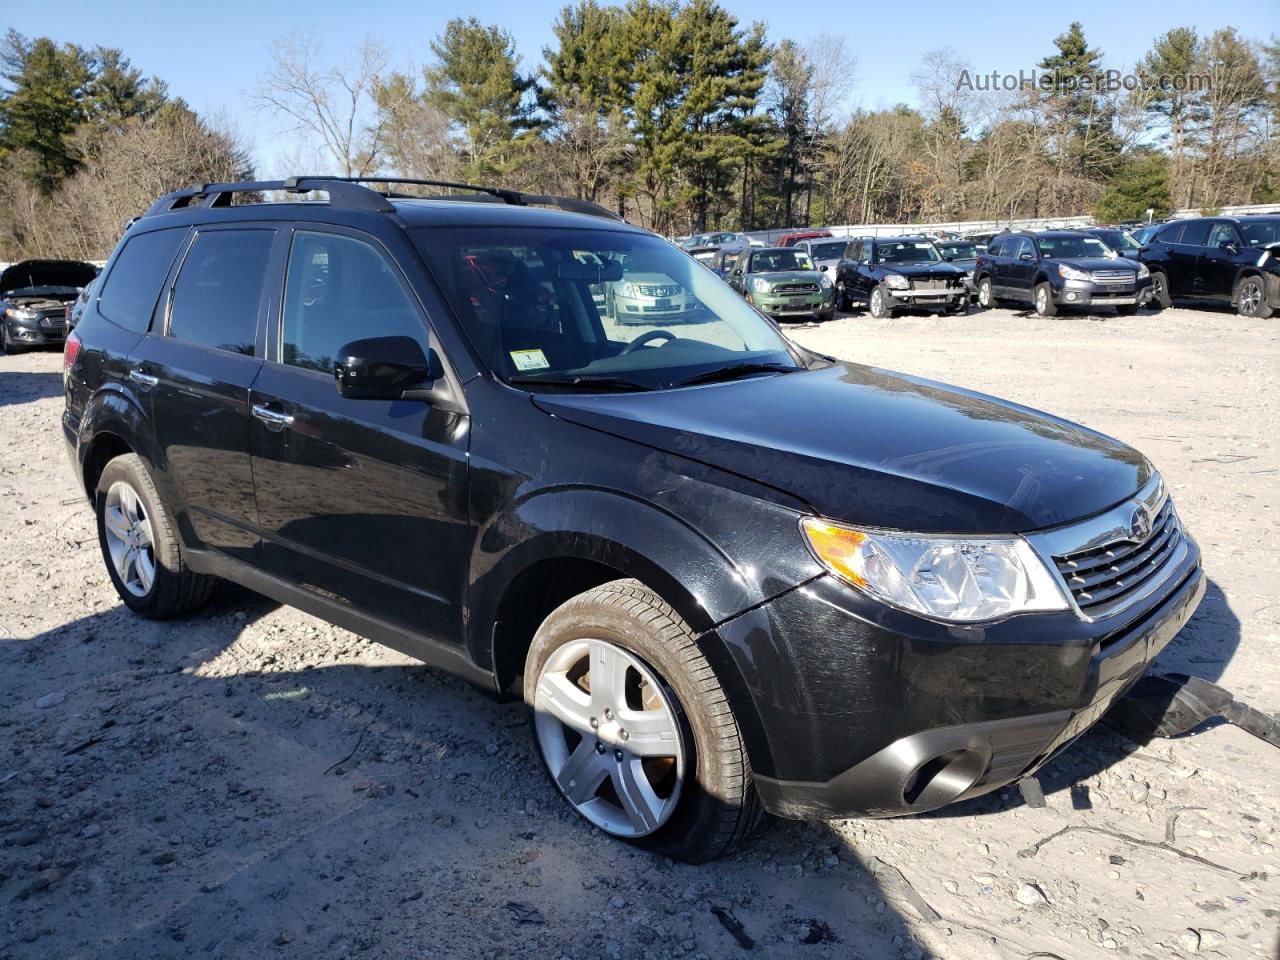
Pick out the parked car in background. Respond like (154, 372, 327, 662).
(935, 239, 981, 301)
(973, 231, 1155, 316)
(793, 237, 852, 278)
(834, 236, 968, 317)
(725, 245, 835, 321)
(1138, 215, 1280, 318)
(681, 231, 742, 249)
(958, 231, 1002, 251)
(1, 259, 99, 353)
(66, 176, 1204, 863)
(1131, 222, 1166, 246)
(685, 245, 721, 267)
(777, 230, 832, 247)
(1086, 227, 1144, 262)
(610, 266, 704, 325)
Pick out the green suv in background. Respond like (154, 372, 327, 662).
(726, 246, 835, 322)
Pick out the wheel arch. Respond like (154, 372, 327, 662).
(78, 385, 156, 497)
(1231, 268, 1265, 305)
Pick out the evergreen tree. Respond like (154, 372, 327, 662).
(1094, 152, 1173, 222)
(0, 30, 93, 192)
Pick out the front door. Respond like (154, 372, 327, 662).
(1196, 222, 1244, 300)
(1005, 238, 1037, 301)
(129, 226, 276, 562)
(248, 226, 471, 644)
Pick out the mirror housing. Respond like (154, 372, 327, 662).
(1019, 252, 1034, 261)
(333, 336, 463, 412)
(1219, 241, 1238, 254)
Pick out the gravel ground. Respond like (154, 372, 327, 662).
(1, 304, 1277, 960)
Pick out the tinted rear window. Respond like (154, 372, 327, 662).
(1156, 223, 1184, 243)
(168, 230, 274, 355)
(97, 228, 188, 333)
(1179, 221, 1210, 246)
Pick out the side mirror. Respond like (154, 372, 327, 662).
(944, 255, 955, 262)
(1219, 241, 1238, 254)
(819, 264, 828, 271)
(1019, 252, 1034, 261)
(334, 336, 462, 412)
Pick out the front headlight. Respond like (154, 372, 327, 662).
(3, 307, 38, 321)
(751, 277, 771, 293)
(1258, 250, 1272, 267)
(1136, 262, 1150, 278)
(818, 273, 833, 288)
(883, 274, 909, 290)
(1058, 263, 1090, 282)
(618, 282, 637, 298)
(801, 518, 1068, 622)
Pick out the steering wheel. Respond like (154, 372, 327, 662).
(622, 329, 679, 354)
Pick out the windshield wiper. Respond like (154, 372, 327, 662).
(507, 373, 653, 392)
(674, 362, 801, 388)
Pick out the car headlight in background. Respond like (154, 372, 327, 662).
(883, 274, 909, 290)
(801, 518, 1068, 622)
(1136, 262, 1150, 278)
(3, 307, 38, 321)
(618, 282, 637, 298)
(751, 277, 771, 293)
(818, 273, 833, 288)
(1058, 264, 1091, 282)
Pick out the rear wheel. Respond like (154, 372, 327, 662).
(1034, 282, 1057, 317)
(95, 454, 215, 618)
(525, 579, 760, 863)
(835, 280, 850, 312)
(1237, 276, 1274, 319)
(1150, 271, 1173, 309)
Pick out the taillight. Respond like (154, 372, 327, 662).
(63, 331, 81, 376)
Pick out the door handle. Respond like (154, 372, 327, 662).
(251, 403, 294, 431)
(129, 367, 158, 388)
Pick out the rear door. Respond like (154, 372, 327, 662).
(1170, 220, 1209, 297)
(248, 225, 471, 642)
(128, 225, 277, 563)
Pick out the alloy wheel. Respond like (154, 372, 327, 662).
(1239, 279, 1261, 316)
(1036, 287, 1048, 314)
(871, 289, 882, 316)
(978, 280, 990, 308)
(533, 637, 685, 837)
(103, 481, 156, 597)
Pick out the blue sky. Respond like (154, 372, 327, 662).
(7, 0, 1272, 175)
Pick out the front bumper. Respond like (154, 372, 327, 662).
(751, 290, 835, 318)
(1054, 277, 1155, 308)
(884, 286, 967, 309)
(720, 536, 1203, 820)
(614, 297, 702, 324)
(4, 315, 68, 346)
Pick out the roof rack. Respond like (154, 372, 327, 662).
(142, 176, 623, 223)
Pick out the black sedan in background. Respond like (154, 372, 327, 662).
(835, 236, 969, 317)
(1, 259, 99, 353)
(1086, 227, 1144, 262)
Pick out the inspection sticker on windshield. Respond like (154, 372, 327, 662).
(510, 349, 550, 371)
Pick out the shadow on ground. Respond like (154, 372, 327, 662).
(0, 369, 62, 408)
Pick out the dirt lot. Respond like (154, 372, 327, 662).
(1, 304, 1277, 960)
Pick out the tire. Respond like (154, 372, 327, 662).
(816, 307, 835, 323)
(524, 579, 761, 863)
(976, 277, 993, 309)
(95, 453, 215, 618)
(1034, 282, 1057, 317)
(869, 284, 895, 318)
(1150, 271, 1173, 309)
(1236, 275, 1274, 319)
(835, 280, 850, 312)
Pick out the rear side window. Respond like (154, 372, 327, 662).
(281, 231, 426, 373)
(986, 239, 1004, 257)
(1179, 221, 1210, 246)
(168, 230, 274, 355)
(1156, 223, 1184, 244)
(97, 228, 187, 333)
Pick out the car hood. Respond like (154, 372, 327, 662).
(752, 270, 821, 284)
(0, 259, 97, 294)
(880, 262, 966, 278)
(533, 362, 1151, 533)
(1049, 257, 1137, 272)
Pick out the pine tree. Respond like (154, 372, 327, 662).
(1094, 152, 1173, 222)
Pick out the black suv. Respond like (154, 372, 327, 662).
(64, 177, 1204, 862)
(1138, 215, 1280, 318)
(833, 236, 968, 317)
(973, 231, 1156, 316)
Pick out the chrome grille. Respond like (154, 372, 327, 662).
(636, 284, 680, 297)
(1053, 498, 1181, 616)
(1091, 269, 1135, 283)
(910, 277, 960, 291)
(773, 282, 818, 294)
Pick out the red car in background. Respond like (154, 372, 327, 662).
(777, 230, 832, 247)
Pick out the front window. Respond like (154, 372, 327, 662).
(1037, 236, 1110, 259)
(1096, 231, 1140, 252)
(874, 240, 941, 264)
(1240, 218, 1280, 246)
(413, 226, 802, 391)
(810, 241, 849, 261)
(749, 249, 814, 272)
(937, 242, 978, 260)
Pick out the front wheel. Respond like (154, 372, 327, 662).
(869, 284, 895, 318)
(1237, 276, 1274, 319)
(95, 453, 215, 618)
(1150, 271, 1173, 309)
(525, 579, 761, 862)
(1034, 282, 1057, 317)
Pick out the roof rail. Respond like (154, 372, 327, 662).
(141, 176, 624, 223)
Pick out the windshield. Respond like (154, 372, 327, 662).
(1241, 218, 1280, 246)
(937, 242, 978, 260)
(874, 241, 941, 264)
(1037, 236, 1111, 259)
(749, 249, 814, 272)
(413, 226, 800, 390)
(1093, 230, 1140, 251)
(809, 241, 848, 261)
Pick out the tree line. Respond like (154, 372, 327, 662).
(2, 8, 1278, 260)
